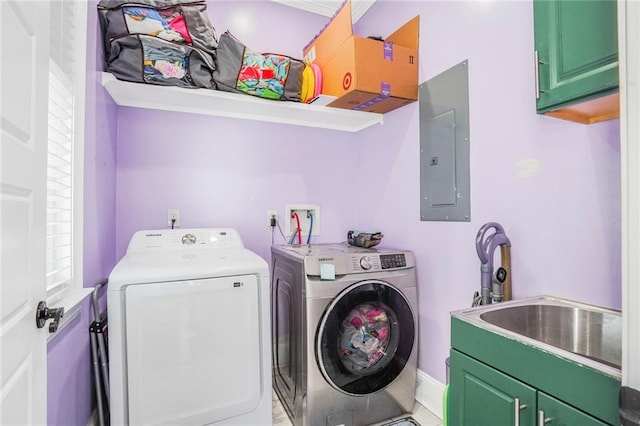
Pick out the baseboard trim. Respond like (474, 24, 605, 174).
(415, 369, 445, 420)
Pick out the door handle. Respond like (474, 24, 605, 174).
(534, 50, 541, 99)
(514, 397, 527, 425)
(534, 50, 547, 99)
(538, 410, 552, 425)
(35, 301, 64, 333)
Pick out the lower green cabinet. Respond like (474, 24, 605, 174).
(538, 393, 608, 426)
(450, 350, 536, 425)
(450, 350, 609, 426)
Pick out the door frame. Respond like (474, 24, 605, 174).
(619, 0, 640, 390)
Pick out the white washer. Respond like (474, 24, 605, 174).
(108, 228, 271, 426)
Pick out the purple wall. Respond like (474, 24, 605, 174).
(83, 8, 118, 285)
(47, 1, 117, 424)
(114, 2, 345, 261)
(47, 298, 97, 426)
(114, 1, 621, 384)
(49, 2, 622, 422)
(353, 1, 621, 382)
(115, 108, 360, 261)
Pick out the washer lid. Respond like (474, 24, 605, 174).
(108, 228, 268, 290)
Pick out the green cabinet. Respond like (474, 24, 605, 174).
(450, 350, 609, 426)
(450, 350, 536, 425)
(538, 393, 608, 426)
(534, 0, 618, 123)
(449, 316, 621, 425)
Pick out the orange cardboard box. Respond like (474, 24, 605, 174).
(303, 0, 419, 114)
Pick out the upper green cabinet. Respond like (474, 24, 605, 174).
(534, 0, 619, 123)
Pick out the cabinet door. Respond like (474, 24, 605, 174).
(534, 0, 618, 112)
(537, 393, 608, 426)
(450, 350, 536, 426)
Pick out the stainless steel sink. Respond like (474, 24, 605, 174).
(452, 296, 622, 376)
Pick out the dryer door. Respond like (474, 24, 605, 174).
(124, 275, 261, 425)
(316, 280, 415, 395)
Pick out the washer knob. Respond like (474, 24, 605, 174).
(359, 256, 373, 270)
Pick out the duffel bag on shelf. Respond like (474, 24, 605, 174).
(98, 0, 218, 57)
(213, 31, 305, 102)
(106, 34, 216, 88)
(98, 0, 217, 88)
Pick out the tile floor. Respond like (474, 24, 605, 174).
(272, 392, 443, 426)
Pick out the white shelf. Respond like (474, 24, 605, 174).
(101, 73, 383, 132)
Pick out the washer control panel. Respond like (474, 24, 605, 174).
(347, 253, 409, 272)
(380, 253, 407, 269)
(359, 256, 373, 270)
(294, 244, 414, 277)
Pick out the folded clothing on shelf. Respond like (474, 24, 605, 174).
(213, 31, 305, 102)
(98, 0, 218, 88)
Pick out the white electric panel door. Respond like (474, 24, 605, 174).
(125, 275, 261, 425)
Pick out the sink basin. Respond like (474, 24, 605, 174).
(480, 303, 621, 369)
(452, 296, 622, 375)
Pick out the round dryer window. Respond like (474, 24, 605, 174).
(316, 280, 415, 395)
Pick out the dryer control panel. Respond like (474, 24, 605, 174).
(126, 228, 244, 253)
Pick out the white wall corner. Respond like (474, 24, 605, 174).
(415, 368, 446, 420)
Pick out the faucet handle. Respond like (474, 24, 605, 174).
(495, 267, 507, 284)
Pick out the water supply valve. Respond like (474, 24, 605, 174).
(492, 267, 508, 303)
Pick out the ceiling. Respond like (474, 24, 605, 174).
(270, 0, 376, 23)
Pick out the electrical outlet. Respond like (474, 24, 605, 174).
(167, 209, 180, 228)
(267, 210, 278, 227)
(285, 204, 320, 239)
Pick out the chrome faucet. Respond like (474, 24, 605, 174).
(474, 222, 512, 305)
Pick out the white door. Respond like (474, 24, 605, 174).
(1, 1, 51, 425)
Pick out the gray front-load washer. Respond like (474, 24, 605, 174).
(271, 243, 419, 426)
